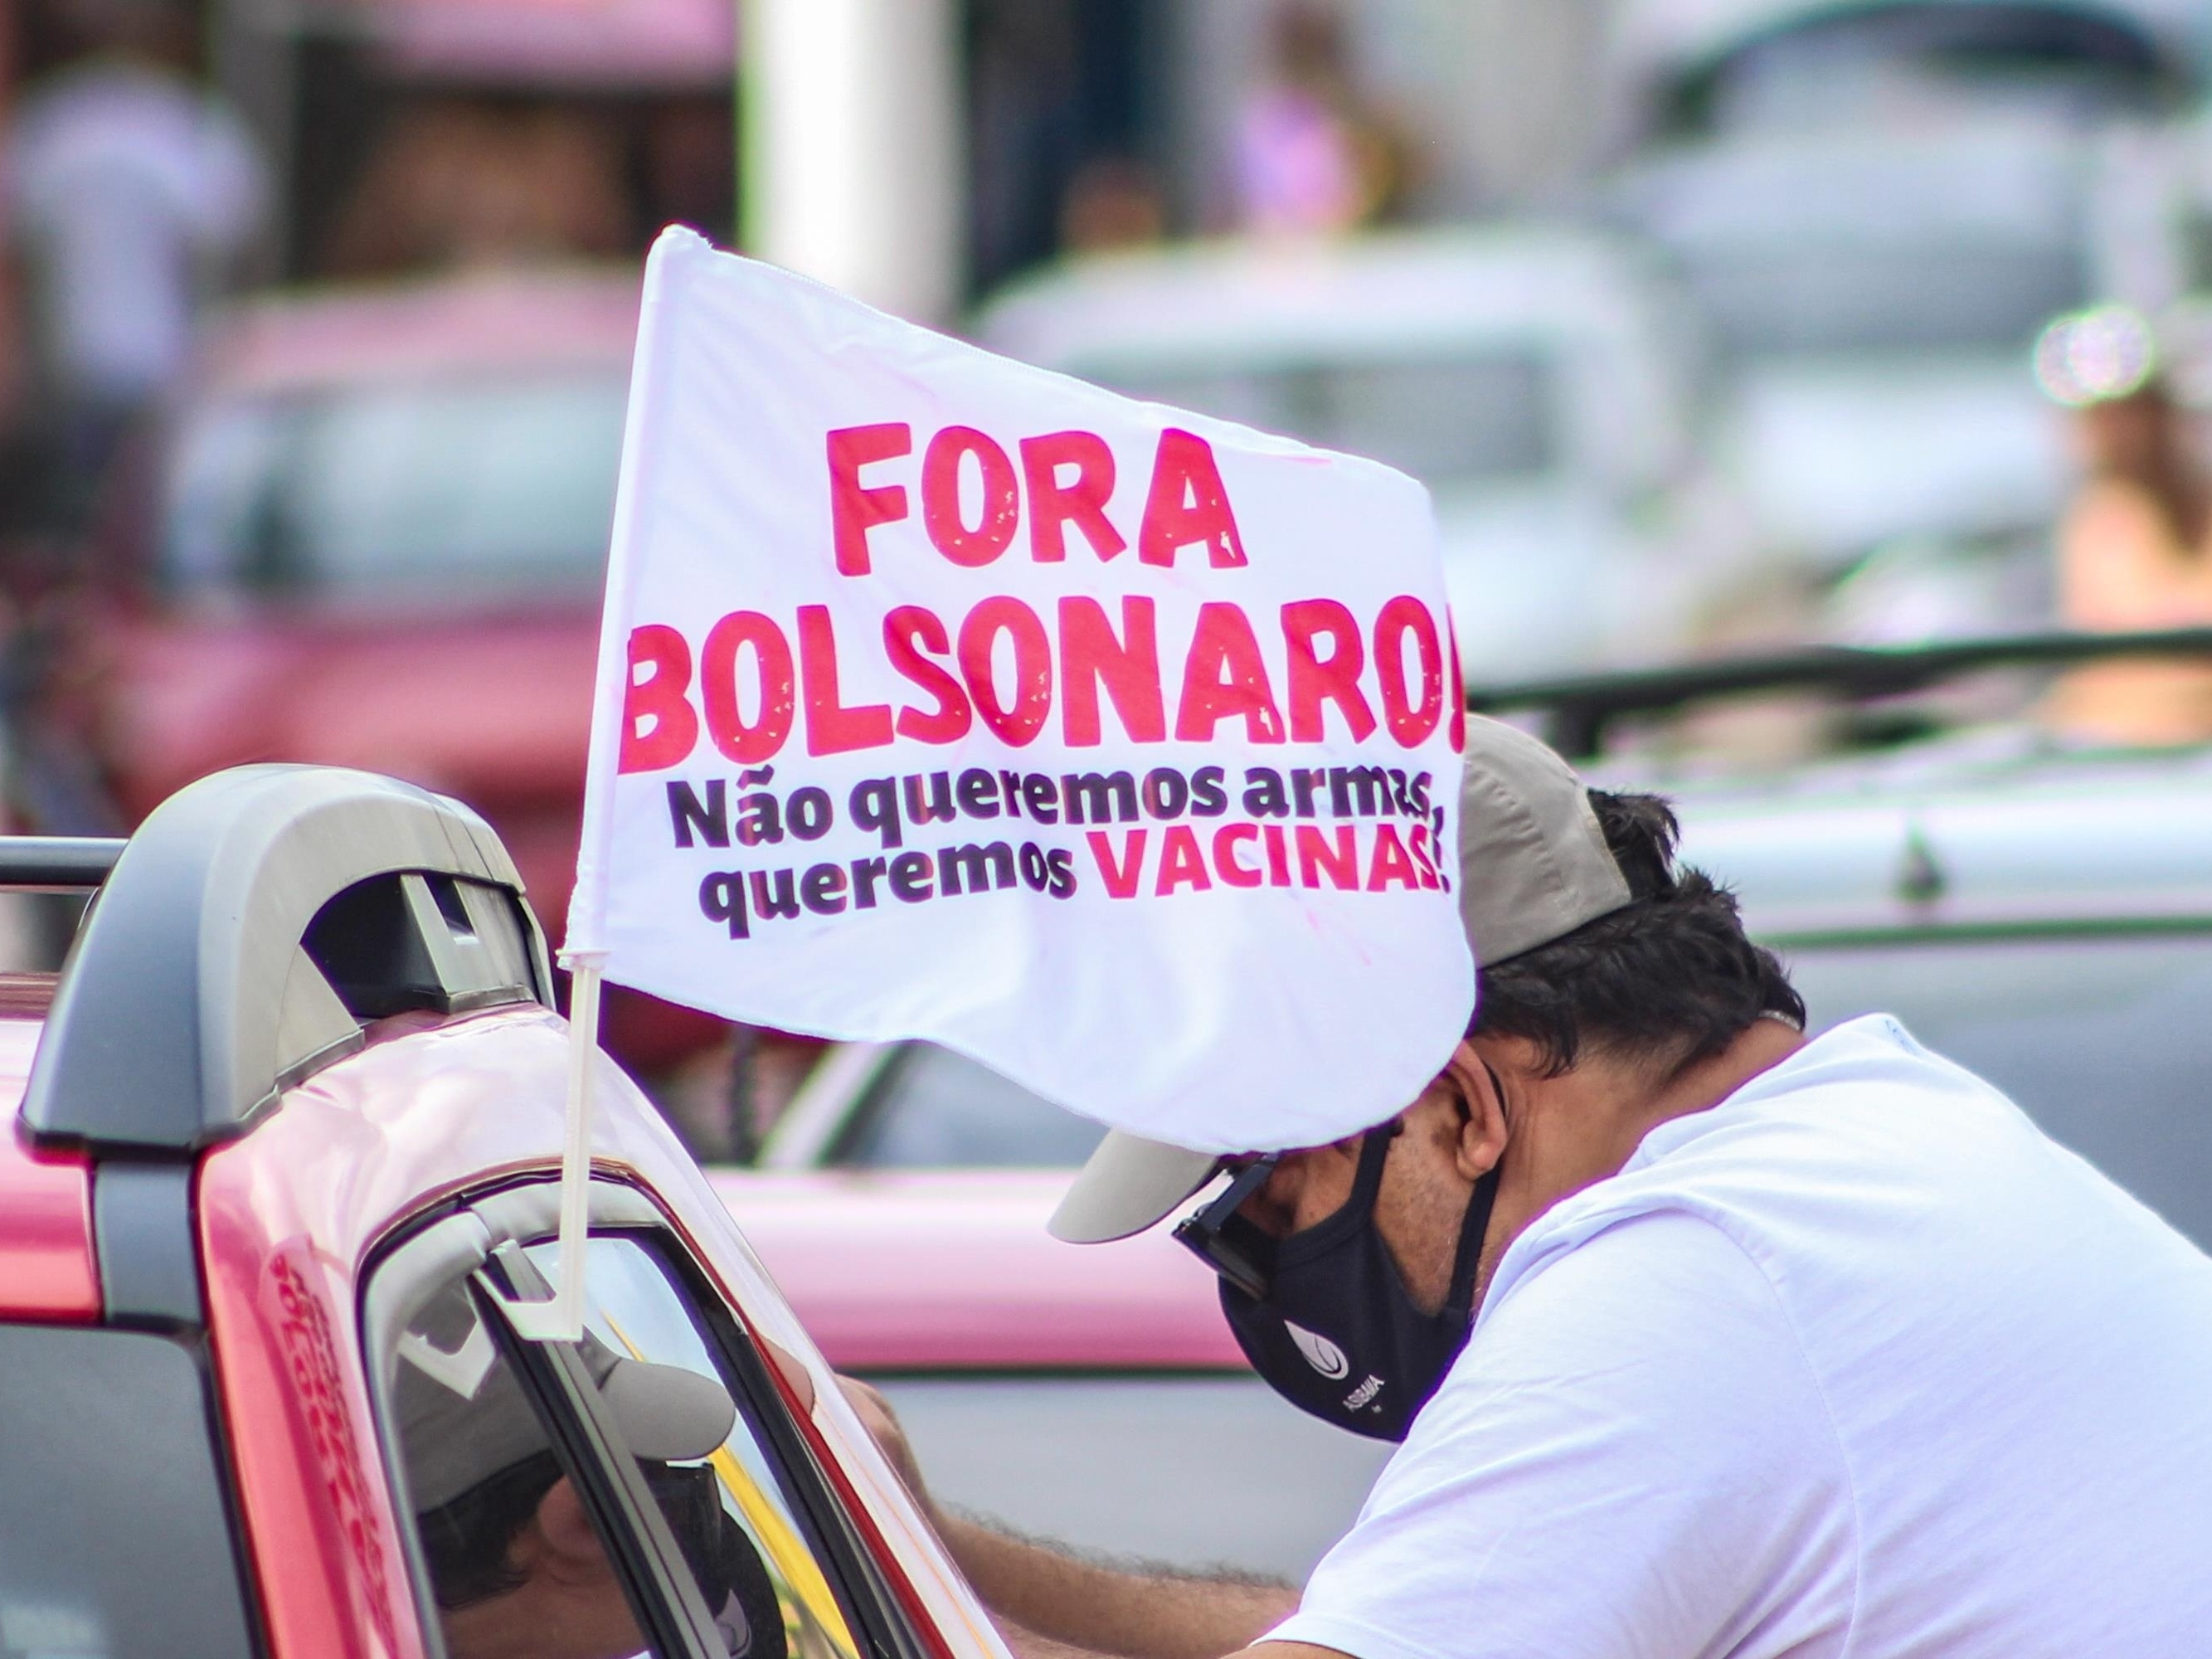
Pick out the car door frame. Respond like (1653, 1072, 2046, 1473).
(360, 1173, 936, 1659)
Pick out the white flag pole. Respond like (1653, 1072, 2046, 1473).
(500, 949, 604, 1343)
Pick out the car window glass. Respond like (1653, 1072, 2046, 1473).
(831, 1042, 1105, 1168)
(1668, 242, 2083, 359)
(1096, 354, 1555, 488)
(163, 369, 625, 600)
(0, 1324, 257, 1659)
(525, 1233, 868, 1659)
(386, 1271, 683, 1659)
(1789, 933, 2212, 1247)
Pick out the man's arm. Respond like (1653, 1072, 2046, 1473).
(936, 1508, 1297, 1659)
(839, 1379, 1299, 1659)
(998, 1618, 1340, 1659)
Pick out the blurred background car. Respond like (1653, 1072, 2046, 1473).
(63, 269, 729, 1078)
(92, 268, 626, 847)
(978, 227, 1733, 680)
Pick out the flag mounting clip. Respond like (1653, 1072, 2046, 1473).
(492, 949, 605, 1343)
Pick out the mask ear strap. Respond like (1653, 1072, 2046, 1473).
(1443, 1164, 1500, 1324)
(1348, 1118, 1400, 1209)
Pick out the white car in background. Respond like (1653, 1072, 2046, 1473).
(975, 229, 1726, 681)
(1598, 0, 2203, 633)
(758, 1038, 1101, 1170)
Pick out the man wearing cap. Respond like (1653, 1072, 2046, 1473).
(845, 717, 2212, 1658)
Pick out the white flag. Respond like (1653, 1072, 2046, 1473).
(571, 227, 1472, 1154)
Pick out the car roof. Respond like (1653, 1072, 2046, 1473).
(1602, 0, 2198, 129)
(974, 227, 1675, 375)
(195, 269, 639, 399)
(711, 1168, 1244, 1373)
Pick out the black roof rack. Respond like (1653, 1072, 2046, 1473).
(17, 765, 554, 1156)
(0, 838, 126, 889)
(1465, 626, 2212, 759)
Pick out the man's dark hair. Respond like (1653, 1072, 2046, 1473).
(1471, 790, 1803, 1078)
(416, 1450, 563, 1610)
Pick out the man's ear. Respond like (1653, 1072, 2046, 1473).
(533, 1477, 605, 1569)
(1444, 1040, 1509, 1182)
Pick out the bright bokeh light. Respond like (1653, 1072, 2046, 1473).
(2034, 304, 2157, 407)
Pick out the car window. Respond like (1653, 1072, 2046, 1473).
(0, 1324, 259, 1659)
(1095, 353, 1556, 488)
(162, 368, 626, 601)
(1669, 242, 2084, 359)
(1787, 932, 2212, 1247)
(386, 1266, 695, 1658)
(522, 1233, 873, 1659)
(829, 1043, 1106, 1168)
(382, 1228, 877, 1659)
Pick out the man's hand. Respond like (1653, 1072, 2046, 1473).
(831, 1372, 1297, 1659)
(837, 1374, 931, 1506)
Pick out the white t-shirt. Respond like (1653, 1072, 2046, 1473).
(1269, 1015, 2212, 1659)
(7, 61, 265, 401)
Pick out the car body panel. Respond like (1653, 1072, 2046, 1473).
(1716, 356, 2067, 562)
(195, 1002, 1002, 1658)
(709, 1168, 1241, 1372)
(0, 1017, 100, 1323)
(1658, 739, 2212, 937)
(1601, 0, 2196, 148)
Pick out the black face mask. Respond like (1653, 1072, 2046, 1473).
(1202, 1125, 1499, 1443)
(647, 1462, 789, 1659)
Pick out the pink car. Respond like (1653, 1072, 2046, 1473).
(0, 763, 1002, 1659)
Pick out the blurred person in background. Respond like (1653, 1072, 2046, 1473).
(1231, 2, 1412, 236)
(2039, 305, 2212, 745)
(1057, 155, 1166, 256)
(2, 0, 265, 530)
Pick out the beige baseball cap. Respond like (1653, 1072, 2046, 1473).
(1047, 714, 1636, 1245)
